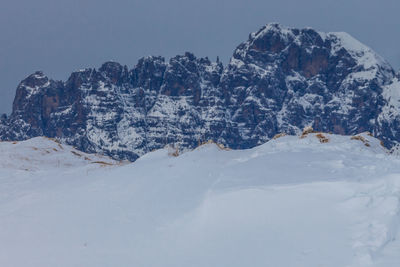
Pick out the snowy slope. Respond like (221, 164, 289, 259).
(0, 137, 117, 171)
(1, 134, 400, 266)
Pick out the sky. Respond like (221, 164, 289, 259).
(0, 0, 399, 114)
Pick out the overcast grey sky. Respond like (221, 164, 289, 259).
(1, 0, 399, 114)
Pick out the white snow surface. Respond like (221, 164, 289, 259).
(328, 31, 394, 83)
(380, 77, 400, 121)
(1, 134, 400, 267)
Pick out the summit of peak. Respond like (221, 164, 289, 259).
(20, 71, 49, 90)
(24, 71, 47, 81)
(250, 23, 295, 40)
(32, 71, 46, 77)
(99, 61, 123, 73)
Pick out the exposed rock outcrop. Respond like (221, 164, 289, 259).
(1, 24, 400, 160)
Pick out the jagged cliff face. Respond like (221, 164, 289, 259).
(1, 24, 400, 160)
(1, 54, 225, 160)
(221, 25, 397, 147)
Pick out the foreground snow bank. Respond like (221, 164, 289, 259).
(1, 134, 400, 266)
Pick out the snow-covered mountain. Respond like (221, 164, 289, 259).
(1, 23, 400, 160)
(1, 133, 400, 266)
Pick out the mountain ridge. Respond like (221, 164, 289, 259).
(1, 23, 400, 160)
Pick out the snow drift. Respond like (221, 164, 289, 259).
(1, 133, 400, 266)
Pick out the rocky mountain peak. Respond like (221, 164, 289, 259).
(65, 68, 93, 91)
(98, 61, 129, 84)
(132, 56, 166, 91)
(12, 71, 52, 114)
(1, 24, 400, 160)
(17, 71, 49, 95)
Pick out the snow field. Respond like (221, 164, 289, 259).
(1, 133, 400, 266)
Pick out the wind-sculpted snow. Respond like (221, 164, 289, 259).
(1, 23, 400, 160)
(1, 134, 400, 266)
